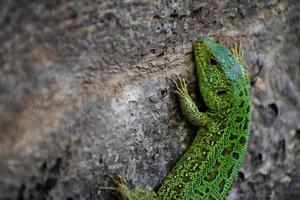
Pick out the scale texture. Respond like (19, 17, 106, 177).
(118, 38, 251, 200)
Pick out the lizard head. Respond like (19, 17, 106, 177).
(194, 37, 235, 112)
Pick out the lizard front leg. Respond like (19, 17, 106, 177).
(174, 75, 208, 127)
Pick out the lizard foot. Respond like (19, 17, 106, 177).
(231, 42, 244, 66)
(98, 174, 130, 200)
(173, 75, 189, 97)
(99, 174, 158, 200)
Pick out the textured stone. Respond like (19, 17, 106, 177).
(0, 0, 299, 199)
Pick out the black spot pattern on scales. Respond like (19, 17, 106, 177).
(205, 188, 210, 193)
(246, 105, 250, 113)
(235, 116, 243, 123)
(244, 88, 248, 95)
(239, 90, 243, 97)
(243, 116, 250, 131)
(227, 165, 234, 178)
(239, 137, 246, 145)
(205, 167, 218, 182)
(239, 100, 245, 108)
(208, 195, 215, 200)
(219, 179, 226, 193)
(232, 152, 240, 160)
(229, 134, 238, 140)
(182, 175, 191, 183)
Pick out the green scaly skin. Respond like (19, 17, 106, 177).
(113, 37, 251, 200)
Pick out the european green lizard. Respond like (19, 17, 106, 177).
(110, 37, 251, 200)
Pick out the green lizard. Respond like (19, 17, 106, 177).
(108, 37, 251, 200)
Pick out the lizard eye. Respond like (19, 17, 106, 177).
(210, 58, 218, 65)
(217, 90, 227, 96)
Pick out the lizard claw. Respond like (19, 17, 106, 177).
(172, 77, 179, 90)
(98, 174, 129, 200)
(231, 42, 244, 66)
(173, 74, 188, 97)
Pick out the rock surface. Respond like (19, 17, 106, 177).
(0, 0, 299, 199)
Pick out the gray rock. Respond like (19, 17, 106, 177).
(0, 0, 299, 199)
